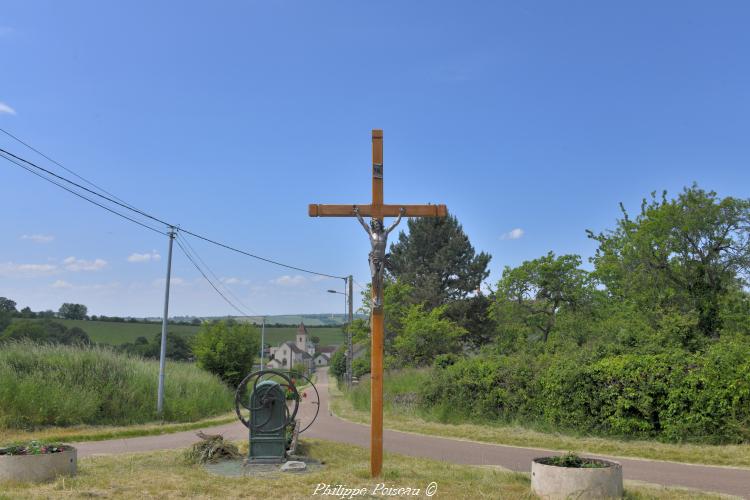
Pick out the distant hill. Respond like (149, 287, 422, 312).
(12, 318, 347, 347)
(162, 313, 366, 326)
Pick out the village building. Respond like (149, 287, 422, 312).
(266, 323, 315, 372)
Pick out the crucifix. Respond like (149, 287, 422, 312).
(309, 129, 447, 477)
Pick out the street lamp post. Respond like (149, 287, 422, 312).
(328, 275, 353, 386)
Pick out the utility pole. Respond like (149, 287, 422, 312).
(347, 274, 353, 387)
(260, 316, 266, 370)
(157, 227, 176, 417)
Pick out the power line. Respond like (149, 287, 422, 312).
(0, 150, 167, 236)
(0, 143, 345, 279)
(174, 236, 256, 318)
(177, 232, 260, 316)
(0, 126, 139, 211)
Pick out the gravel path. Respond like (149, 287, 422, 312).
(73, 368, 750, 498)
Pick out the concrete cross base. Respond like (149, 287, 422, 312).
(531, 457, 623, 499)
(0, 447, 77, 483)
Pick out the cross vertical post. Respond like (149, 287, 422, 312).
(308, 129, 446, 477)
(369, 129, 385, 476)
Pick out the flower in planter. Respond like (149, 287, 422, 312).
(0, 441, 67, 456)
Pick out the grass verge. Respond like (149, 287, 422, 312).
(331, 376, 750, 469)
(0, 439, 721, 499)
(0, 413, 236, 445)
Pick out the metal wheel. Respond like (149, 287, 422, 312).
(234, 369, 300, 433)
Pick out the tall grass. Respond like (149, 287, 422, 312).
(349, 368, 432, 415)
(0, 341, 233, 429)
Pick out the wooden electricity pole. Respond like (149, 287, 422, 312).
(309, 129, 446, 477)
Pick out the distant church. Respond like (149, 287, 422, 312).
(267, 323, 315, 372)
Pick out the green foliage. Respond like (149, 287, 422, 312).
(193, 320, 260, 388)
(495, 252, 593, 343)
(420, 337, 750, 443)
(388, 213, 491, 308)
(1, 319, 90, 345)
(0, 441, 68, 455)
(393, 305, 465, 366)
(0, 310, 11, 333)
(329, 346, 347, 379)
(58, 303, 88, 320)
(0, 297, 18, 315)
(117, 332, 193, 361)
(352, 356, 370, 379)
(0, 342, 232, 428)
(538, 453, 606, 468)
(588, 185, 750, 340)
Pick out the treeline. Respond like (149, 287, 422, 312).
(334, 185, 750, 443)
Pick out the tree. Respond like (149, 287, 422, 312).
(0, 311, 12, 333)
(495, 252, 592, 343)
(387, 213, 491, 308)
(0, 319, 90, 345)
(588, 185, 750, 339)
(393, 305, 465, 366)
(0, 297, 17, 315)
(359, 280, 416, 354)
(329, 346, 347, 379)
(19, 307, 35, 318)
(58, 303, 88, 320)
(193, 320, 260, 388)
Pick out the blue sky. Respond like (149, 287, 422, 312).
(1, 1, 749, 317)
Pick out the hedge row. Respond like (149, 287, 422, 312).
(422, 338, 750, 443)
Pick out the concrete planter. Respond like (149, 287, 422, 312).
(0, 446, 77, 483)
(531, 456, 623, 499)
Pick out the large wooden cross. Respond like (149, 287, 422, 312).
(309, 129, 447, 477)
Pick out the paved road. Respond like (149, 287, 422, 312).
(74, 368, 750, 498)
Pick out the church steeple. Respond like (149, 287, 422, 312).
(296, 322, 309, 352)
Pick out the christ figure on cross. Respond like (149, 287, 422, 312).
(354, 205, 404, 309)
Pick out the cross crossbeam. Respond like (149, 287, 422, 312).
(308, 129, 447, 477)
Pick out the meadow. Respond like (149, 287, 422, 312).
(13, 318, 345, 346)
(0, 342, 232, 429)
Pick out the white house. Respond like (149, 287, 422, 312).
(314, 352, 330, 366)
(267, 323, 315, 372)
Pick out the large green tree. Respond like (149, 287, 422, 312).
(58, 303, 88, 320)
(588, 185, 750, 339)
(387, 213, 491, 308)
(0, 297, 17, 315)
(495, 252, 592, 343)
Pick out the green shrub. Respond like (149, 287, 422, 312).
(0, 342, 232, 429)
(193, 320, 260, 388)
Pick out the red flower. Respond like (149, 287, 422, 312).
(302, 391, 307, 398)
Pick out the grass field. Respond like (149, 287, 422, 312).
(0, 439, 718, 499)
(0, 342, 232, 429)
(13, 319, 345, 347)
(334, 371, 750, 469)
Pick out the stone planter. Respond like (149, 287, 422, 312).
(0, 446, 77, 483)
(531, 456, 623, 499)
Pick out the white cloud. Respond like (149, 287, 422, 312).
(21, 234, 55, 244)
(0, 262, 57, 276)
(0, 101, 16, 115)
(152, 277, 187, 287)
(127, 250, 161, 263)
(0, 262, 58, 276)
(63, 256, 107, 272)
(270, 275, 306, 287)
(51, 280, 73, 289)
(501, 228, 525, 240)
(221, 277, 250, 285)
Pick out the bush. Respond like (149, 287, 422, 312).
(329, 347, 347, 379)
(193, 320, 260, 388)
(1, 319, 90, 345)
(416, 338, 750, 443)
(0, 342, 232, 428)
